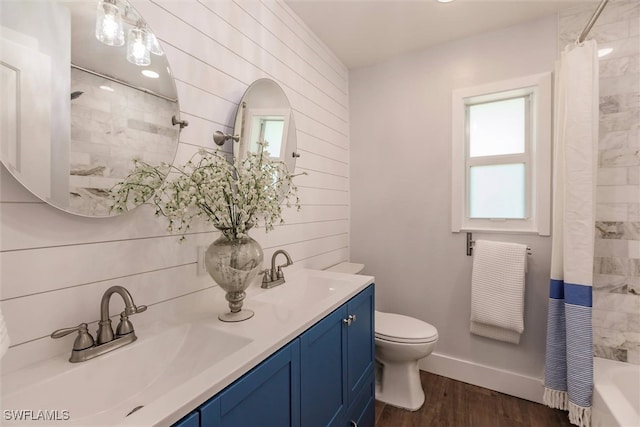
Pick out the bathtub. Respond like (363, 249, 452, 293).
(592, 357, 640, 427)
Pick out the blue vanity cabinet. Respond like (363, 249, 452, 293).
(172, 284, 374, 427)
(300, 285, 375, 427)
(173, 411, 199, 427)
(199, 340, 301, 427)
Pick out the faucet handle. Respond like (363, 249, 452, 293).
(116, 312, 134, 336)
(123, 304, 148, 316)
(51, 323, 95, 351)
(116, 305, 147, 336)
(134, 305, 147, 314)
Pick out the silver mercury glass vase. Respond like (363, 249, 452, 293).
(204, 230, 263, 322)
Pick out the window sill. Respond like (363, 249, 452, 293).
(456, 227, 549, 236)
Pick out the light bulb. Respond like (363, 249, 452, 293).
(147, 32, 164, 56)
(95, 0, 124, 46)
(127, 27, 150, 66)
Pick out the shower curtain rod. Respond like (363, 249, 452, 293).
(576, 0, 609, 44)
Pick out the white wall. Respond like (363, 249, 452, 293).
(0, 0, 349, 374)
(350, 16, 558, 403)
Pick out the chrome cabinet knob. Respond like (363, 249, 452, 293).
(343, 314, 356, 326)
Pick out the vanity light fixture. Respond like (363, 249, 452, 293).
(95, 0, 163, 66)
(141, 69, 159, 79)
(127, 23, 150, 66)
(95, 0, 124, 46)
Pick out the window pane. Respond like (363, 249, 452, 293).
(261, 119, 284, 159)
(469, 163, 525, 219)
(469, 97, 525, 157)
(249, 117, 285, 159)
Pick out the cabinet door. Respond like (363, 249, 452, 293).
(346, 285, 375, 404)
(173, 411, 199, 427)
(199, 340, 300, 427)
(300, 305, 348, 427)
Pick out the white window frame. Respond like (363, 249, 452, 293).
(451, 73, 551, 235)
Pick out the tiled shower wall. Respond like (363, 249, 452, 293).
(560, 0, 639, 365)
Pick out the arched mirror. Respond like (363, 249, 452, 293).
(0, 0, 183, 217)
(233, 79, 297, 178)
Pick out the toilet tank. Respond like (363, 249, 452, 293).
(325, 262, 364, 275)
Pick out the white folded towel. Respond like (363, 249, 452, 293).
(0, 307, 10, 359)
(470, 240, 527, 344)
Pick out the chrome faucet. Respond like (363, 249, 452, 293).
(51, 286, 147, 363)
(261, 249, 293, 288)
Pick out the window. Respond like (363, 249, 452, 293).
(451, 73, 551, 235)
(246, 108, 290, 162)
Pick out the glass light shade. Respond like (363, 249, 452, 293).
(469, 163, 526, 219)
(469, 97, 525, 157)
(147, 32, 164, 56)
(95, 0, 124, 46)
(127, 28, 150, 66)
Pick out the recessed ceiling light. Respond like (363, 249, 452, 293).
(99, 85, 114, 92)
(598, 47, 613, 57)
(437, 0, 455, 3)
(142, 70, 159, 79)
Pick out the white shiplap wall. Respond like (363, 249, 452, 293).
(0, 0, 350, 374)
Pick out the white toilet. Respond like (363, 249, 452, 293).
(375, 310, 438, 410)
(325, 262, 439, 411)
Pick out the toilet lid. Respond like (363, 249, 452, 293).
(375, 311, 438, 344)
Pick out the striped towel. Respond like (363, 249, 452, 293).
(470, 240, 528, 344)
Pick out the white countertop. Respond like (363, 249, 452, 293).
(1, 269, 374, 427)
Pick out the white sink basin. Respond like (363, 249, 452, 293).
(1, 322, 252, 425)
(252, 273, 349, 307)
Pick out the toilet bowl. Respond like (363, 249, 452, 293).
(374, 311, 438, 411)
(325, 262, 439, 411)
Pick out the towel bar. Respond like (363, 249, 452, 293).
(466, 232, 532, 257)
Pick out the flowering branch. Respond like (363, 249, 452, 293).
(110, 141, 304, 240)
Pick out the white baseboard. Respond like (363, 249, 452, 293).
(418, 352, 545, 404)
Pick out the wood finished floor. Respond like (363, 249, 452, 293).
(374, 371, 574, 427)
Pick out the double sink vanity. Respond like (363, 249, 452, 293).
(1, 269, 375, 427)
(0, 2, 371, 425)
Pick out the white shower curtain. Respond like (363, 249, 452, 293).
(543, 40, 598, 427)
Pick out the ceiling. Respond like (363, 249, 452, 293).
(285, 0, 599, 69)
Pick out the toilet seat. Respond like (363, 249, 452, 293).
(375, 311, 438, 344)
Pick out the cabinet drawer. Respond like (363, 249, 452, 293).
(346, 369, 374, 427)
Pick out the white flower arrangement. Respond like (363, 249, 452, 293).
(111, 141, 303, 240)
